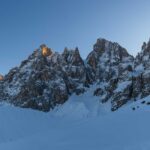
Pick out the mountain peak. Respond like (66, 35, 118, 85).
(93, 38, 131, 60)
(86, 39, 133, 73)
(62, 47, 84, 66)
(93, 38, 110, 52)
(93, 38, 119, 51)
(40, 44, 53, 57)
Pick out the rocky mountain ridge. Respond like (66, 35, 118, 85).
(0, 38, 150, 111)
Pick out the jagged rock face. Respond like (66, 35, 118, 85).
(0, 38, 150, 112)
(1, 45, 88, 111)
(88, 39, 134, 110)
(61, 47, 89, 87)
(132, 40, 150, 99)
(94, 39, 150, 111)
(0, 39, 136, 112)
(109, 40, 150, 110)
(86, 38, 134, 81)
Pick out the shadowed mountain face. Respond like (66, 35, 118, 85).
(0, 38, 150, 111)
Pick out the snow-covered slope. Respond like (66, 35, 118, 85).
(0, 95, 150, 150)
(51, 84, 111, 118)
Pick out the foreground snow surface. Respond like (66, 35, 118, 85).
(0, 94, 150, 149)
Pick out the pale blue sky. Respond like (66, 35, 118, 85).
(0, 0, 150, 74)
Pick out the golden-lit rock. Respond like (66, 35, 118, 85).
(40, 44, 53, 57)
(0, 74, 3, 81)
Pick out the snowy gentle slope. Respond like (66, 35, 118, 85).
(0, 93, 150, 149)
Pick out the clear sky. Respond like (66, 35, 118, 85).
(1, 0, 150, 75)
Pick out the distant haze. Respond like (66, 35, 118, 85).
(0, 0, 150, 74)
